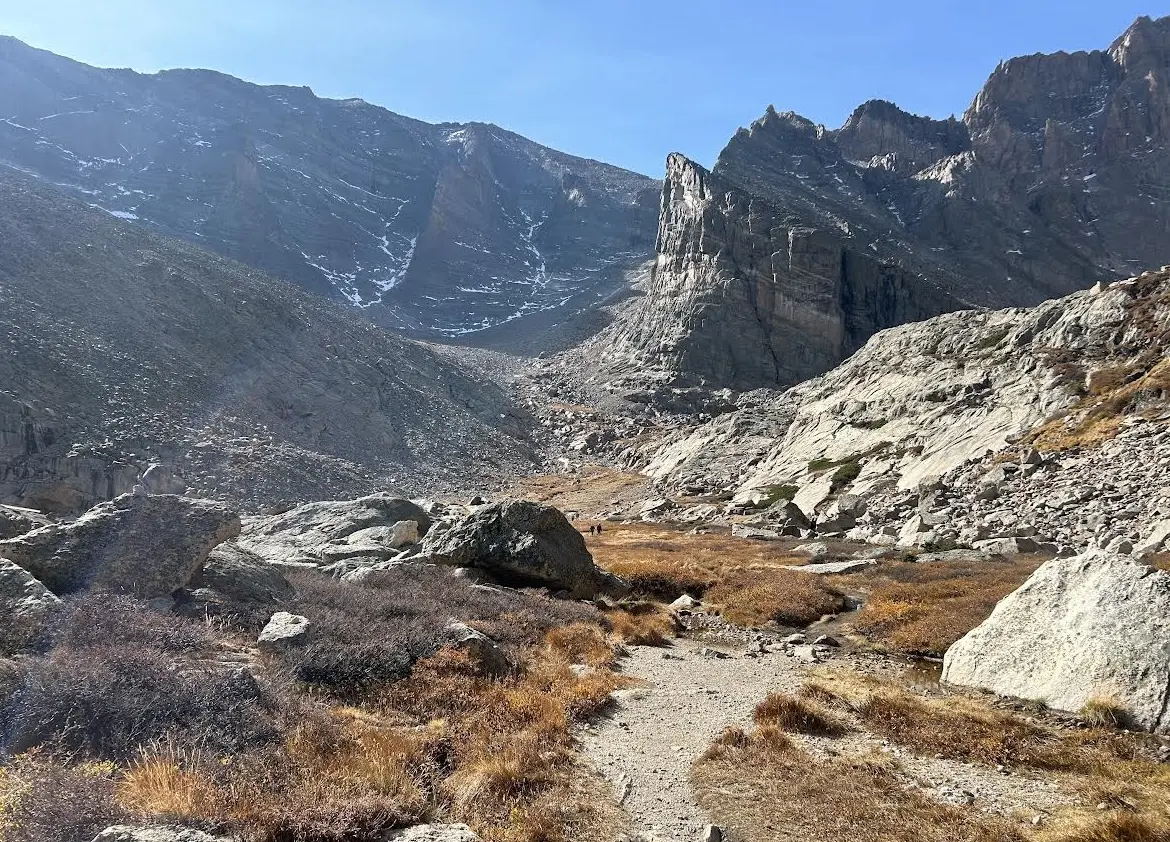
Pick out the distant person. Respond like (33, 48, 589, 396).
(596, 522, 603, 535)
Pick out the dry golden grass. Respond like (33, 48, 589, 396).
(114, 623, 630, 842)
(697, 667, 1170, 842)
(1031, 357, 1170, 452)
(512, 466, 653, 518)
(693, 720, 1024, 842)
(1147, 552, 1170, 573)
(603, 602, 679, 646)
(841, 556, 1046, 656)
(706, 568, 844, 627)
(588, 522, 811, 600)
(1044, 814, 1170, 842)
(803, 670, 1150, 774)
(1079, 697, 1132, 730)
(753, 692, 849, 736)
(118, 745, 220, 820)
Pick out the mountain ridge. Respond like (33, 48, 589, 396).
(596, 14, 1170, 391)
(0, 35, 660, 348)
(0, 165, 536, 512)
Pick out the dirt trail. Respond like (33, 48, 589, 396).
(579, 638, 806, 842)
(580, 638, 1075, 842)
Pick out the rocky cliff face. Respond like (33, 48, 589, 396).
(0, 168, 535, 512)
(601, 155, 960, 389)
(0, 37, 659, 347)
(607, 15, 1170, 390)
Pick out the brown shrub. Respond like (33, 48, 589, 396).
(846, 557, 1044, 656)
(54, 593, 211, 654)
(836, 684, 1140, 774)
(753, 693, 849, 736)
(280, 568, 605, 699)
(0, 753, 127, 842)
(706, 569, 844, 628)
(2, 597, 283, 762)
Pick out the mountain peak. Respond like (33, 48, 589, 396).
(1109, 14, 1170, 71)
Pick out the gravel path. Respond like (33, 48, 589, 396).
(579, 639, 806, 842)
(579, 639, 1077, 842)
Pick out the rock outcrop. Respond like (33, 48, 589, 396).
(602, 155, 959, 389)
(0, 494, 240, 597)
(601, 15, 1170, 391)
(637, 268, 1170, 539)
(421, 500, 627, 598)
(0, 504, 49, 539)
(0, 167, 535, 511)
(942, 551, 1170, 733)
(234, 494, 432, 566)
(0, 36, 659, 348)
(0, 557, 60, 648)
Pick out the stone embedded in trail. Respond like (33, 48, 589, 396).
(383, 825, 482, 842)
(0, 494, 240, 598)
(235, 494, 432, 566)
(92, 827, 237, 842)
(420, 500, 627, 599)
(942, 551, 1170, 733)
(787, 558, 876, 575)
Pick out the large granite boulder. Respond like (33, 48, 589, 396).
(235, 494, 431, 566)
(186, 544, 295, 609)
(0, 557, 61, 649)
(0, 494, 240, 598)
(942, 551, 1170, 733)
(421, 500, 627, 599)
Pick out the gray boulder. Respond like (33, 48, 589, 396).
(942, 551, 1170, 733)
(0, 557, 61, 648)
(445, 621, 513, 677)
(187, 545, 295, 608)
(92, 828, 236, 842)
(421, 500, 627, 599)
(971, 536, 1041, 556)
(1136, 518, 1170, 556)
(766, 500, 812, 531)
(235, 494, 431, 566)
(257, 612, 312, 650)
(0, 494, 240, 597)
(0, 505, 50, 540)
(732, 524, 782, 541)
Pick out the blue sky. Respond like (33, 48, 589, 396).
(0, 1, 1159, 176)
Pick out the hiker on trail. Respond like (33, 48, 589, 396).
(589, 524, 596, 536)
(597, 522, 603, 535)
